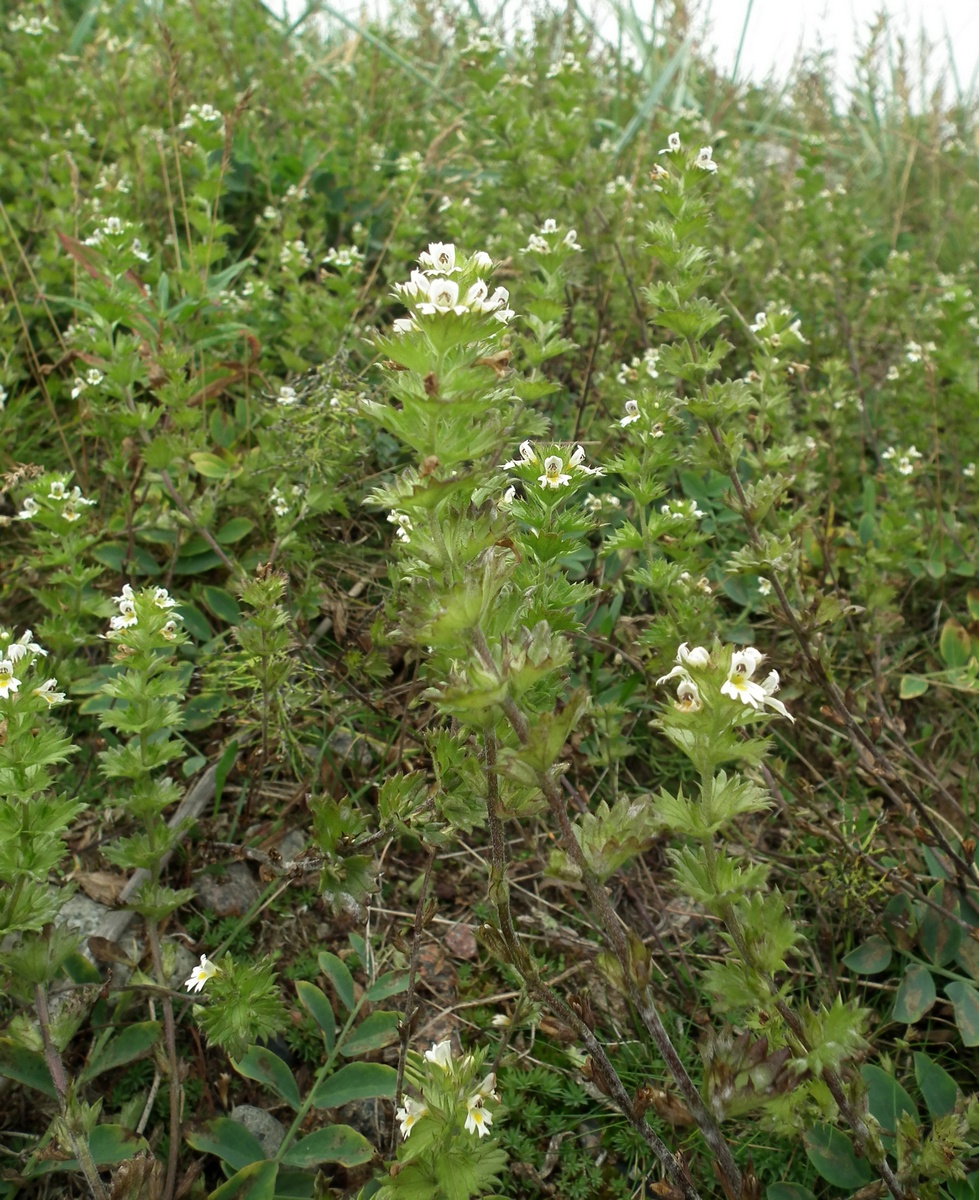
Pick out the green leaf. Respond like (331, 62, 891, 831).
(843, 936, 892, 974)
(318, 951, 355, 1011)
(310, 1062, 397, 1109)
(173, 551, 224, 576)
(186, 1117, 266, 1170)
(78, 1021, 161, 1084)
(190, 451, 236, 480)
(232, 1046, 301, 1110)
(209, 1160, 278, 1200)
(913, 1052, 959, 1119)
(364, 972, 409, 1002)
(967, 590, 979, 622)
(340, 1011, 400, 1057)
(899, 675, 930, 699)
(945, 981, 979, 1045)
(803, 1125, 873, 1188)
(217, 517, 255, 544)
(0, 1042, 56, 1097)
(919, 882, 961, 966)
(36, 1125, 149, 1173)
(766, 1187, 815, 1200)
(176, 603, 214, 641)
(940, 618, 972, 669)
(202, 585, 242, 625)
(296, 981, 335, 1053)
(891, 963, 936, 1024)
(861, 1065, 917, 1148)
(281, 1125, 375, 1168)
(213, 739, 239, 815)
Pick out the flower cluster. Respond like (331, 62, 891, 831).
(270, 483, 304, 518)
(391, 243, 513, 332)
(881, 445, 923, 476)
(178, 103, 223, 131)
(658, 132, 719, 173)
(0, 628, 64, 707)
(616, 348, 660, 385)
(748, 308, 807, 346)
(522, 218, 582, 255)
(71, 368, 104, 398)
(322, 245, 364, 269)
(396, 1039, 500, 1141)
(106, 585, 180, 641)
(657, 643, 793, 721)
(16, 476, 97, 523)
(502, 440, 603, 493)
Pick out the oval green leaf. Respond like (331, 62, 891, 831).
(920, 882, 962, 966)
(79, 1020, 161, 1084)
(940, 618, 972, 669)
(899, 675, 930, 699)
(913, 1052, 959, 1119)
(217, 517, 255, 544)
(296, 980, 336, 1052)
(861, 1064, 917, 1148)
(340, 1010, 400, 1057)
(281, 1124, 375, 1168)
(843, 935, 892, 975)
(891, 963, 937, 1024)
(945, 981, 979, 1045)
(232, 1046, 300, 1110)
(190, 451, 234, 480)
(202, 585, 242, 625)
(185, 1117, 266, 1170)
(318, 951, 355, 1011)
(803, 1125, 873, 1189)
(310, 1062, 397, 1109)
(364, 972, 409, 1002)
(209, 1160, 278, 1200)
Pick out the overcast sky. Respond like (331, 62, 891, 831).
(281, 0, 979, 99)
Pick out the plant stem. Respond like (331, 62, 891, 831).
(147, 922, 182, 1200)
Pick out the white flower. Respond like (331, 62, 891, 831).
(503, 440, 536, 469)
(70, 486, 97, 507)
(48, 480, 67, 501)
(418, 277, 469, 315)
(758, 579, 773, 596)
(568, 445, 602, 476)
(396, 269, 430, 299)
(270, 487, 290, 517)
(539, 455, 572, 489)
(490, 1013, 511, 1028)
(500, 486, 516, 507)
(392, 317, 416, 335)
(660, 131, 681, 154)
(387, 512, 412, 543)
(524, 234, 549, 254)
(33, 679, 66, 706)
(694, 146, 718, 173)
(113, 584, 135, 606)
(161, 620, 179, 641)
(563, 229, 582, 251)
(678, 643, 711, 669)
(0, 660, 19, 700)
(472, 250, 493, 270)
(395, 1095, 428, 1139)
(465, 1094, 494, 1138)
(7, 630, 47, 662)
(110, 600, 138, 630)
(184, 954, 219, 992)
(620, 399, 641, 427)
(418, 242, 457, 274)
(153, 588, 176, 610)
(0, 385, 6, 409)
(277, 385, 298, 407)
(905, 341, 923, 363)
(424, 1040, 454, 1070)
(965, 463, 976, 478)
(675, 677, 701, 712)
(541, 219, 558, 234)
(13, 496, 35, 520)
(721, 649, 794, 721)
(749, 312, 768, 333)
(465, 279, 489, 307)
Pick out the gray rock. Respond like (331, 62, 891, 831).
(193, 862, 261, 916)
(230, 1105, 286, 1157)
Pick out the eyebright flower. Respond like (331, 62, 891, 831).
(660, 131, 681, 154)
(153, 588, 176, 609)
(418, 242, 458, 274)
(17, 497, 39, 520)
(502, 441, 536, 469)
(418, 278, 469, 316)
(395, 1095, 428, 1139)
(7, 630, 47, 662)
(694, 146, 718, 173)
(464, 1093, 494, 1138)
(758, 579, 773, 596)
(33, 679, 66, 706)
(110, 601, 138, 630)
(277, 385, 298, 407)
(48, 480, 67, 501)
(161, 620, 179, 641)
(619, 399, 641, 427)
(387, 512, 412, 543)
(721, 649, 794, 721)
(392, 317, 417, 334)
(563, 229, 582, 251)
(675, 677, 702, 713)
(424, 1040, 454, 1070)
(185, 954, 220, 993)
(0, 660, 19, 700)
(539, 455, 572, 489)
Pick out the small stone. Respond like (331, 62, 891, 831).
(230, 1105, 285, 1157)
(193, 863, 261, 917)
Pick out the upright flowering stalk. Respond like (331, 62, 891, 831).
(378, 1039, 505, 1199)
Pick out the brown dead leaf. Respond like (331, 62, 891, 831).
(73, 870, 127, 905)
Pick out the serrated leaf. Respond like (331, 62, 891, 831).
(940, 618, 972, 669)
(78, 1021, 161, 1084)
(186, 1117, 266, 1170)
(843, 936, 892, 975)
(318, 952, 355, 1011)
(296, 981, 335, 1052)
(209, 1160, 278, 1200)
(919, 882, 961, 966)
(803, 1125, 873, 1188)
(340, 1011, 400, 1056)
(281, 1125, 375, 1168)
(891, 963, 936, 1024)
(945, 981, 979, 1045)
(232, 1046, 300, 1110)
(914, 1051, 959, 1119)
(899, 675, 929, 699)
(310, 1062, 397, 1109)
(861, 1065, 917, 1148)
